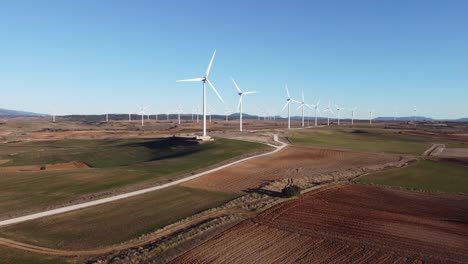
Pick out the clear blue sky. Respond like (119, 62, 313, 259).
(1, 0, 467, 119)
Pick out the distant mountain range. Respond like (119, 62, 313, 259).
(0, 108, 46, 117)
(0, 108, 467, 122)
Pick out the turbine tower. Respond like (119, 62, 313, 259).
(137, 105, 148, 127)
(177, 105, 183, 125)
(350, 107, 357, 126)
(323, 102, 335, 126)
(232, 78, 258, 132)
(281, 85, 299, 129)
(310, 99, 320, 127)
(177, 50, 224, 137)
(369, 109, 374, 125)
(335, 105, 345, 125)
(296, 90, 309, 127)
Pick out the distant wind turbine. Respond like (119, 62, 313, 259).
(176, 50, 224, 137)
(310, 99, 320, 127)
(177, 105, 183, 124)
(296, 90, 310, 127)
(369, 109, 375, 125)
(335, 105, 345, 125)
(137, 105, 148, 127)
(281, 85, 299, 129)
(350, 107, 357, 126)
(323, 102, 335, 126)
(232, 78, 258, 132)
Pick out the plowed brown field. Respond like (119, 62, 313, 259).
(173, 184, 468, 263)
(183, 146, 400, 193)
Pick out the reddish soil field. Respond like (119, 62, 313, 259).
(407, 130, 468, 142)
(173, 184, 468, 263)
(183, 146, 400, 193)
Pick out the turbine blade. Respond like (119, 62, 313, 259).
(206, 78, 224, 103)
(285, 85, 290, 98)
(316, 99, 320, 106)
(282, 101, 289, 111)
(231, 78, 242, 93)
(243, 91, 258, 95)
(176, 77, 204, 82)
(291, 99, 300, 103)
(205, 50, 216, 77)
(297, 104, 303, 111)
(302, 90, 304, 102)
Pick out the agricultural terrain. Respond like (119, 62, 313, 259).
(174, 184, 468, 263)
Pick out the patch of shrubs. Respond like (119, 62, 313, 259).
(281, 185, 301, 198)
(40, 165, 46, 170)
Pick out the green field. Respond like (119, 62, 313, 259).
(0, 247, 69, 264)
(357, 160, 468, 194)
(289, 128, 467, 155)
(0, 186, 236, 250)
(0, 137, 267, 218)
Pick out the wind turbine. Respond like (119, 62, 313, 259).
(413, 106, 417, 122)
(323, 102, 335, 126)
(369, 109, 374, 125)
(335, 105, 345, 125)
(296, 90, 309, 127)
(177, 105, 183, 125)
(137, 105, 148, 127)
(225, 107, 231, 122)
(310, 99, 321, 127)
(128, 112, 132, 121)
(350, 107, 357, 126)
(232, 78, 257, 132)
(281, 85, 299, 129)
(176, 50, 224, 137)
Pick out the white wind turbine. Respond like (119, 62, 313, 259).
(350, 107, 357, 126)
(232, 78, 258, 132)
(281, 85, 299, 129)
(369, 109, 375, 125)
(335, 105, 345, 125)
(323, 102, 335, 126)
(177, 105, 183, 125)
(176, 50, 224, 137)
(128, 111, 132, 121)
(137, 105, 148, 127)
(413, 106, 417, 122)
(296, 90, 310, 127)
(225, 106, 231, 122)
(310, 99, 321, 127)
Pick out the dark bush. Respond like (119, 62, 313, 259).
(352, 129, 368, 134)
(40, 165, 46, 170)
(281, 185, 301, 198)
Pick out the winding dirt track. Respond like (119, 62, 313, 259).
(173, 184, 468, 264)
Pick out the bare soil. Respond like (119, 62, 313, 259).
(173, 184, 468, 264)
(183, 145, 400, 193)
(407, 130, 468, 142)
